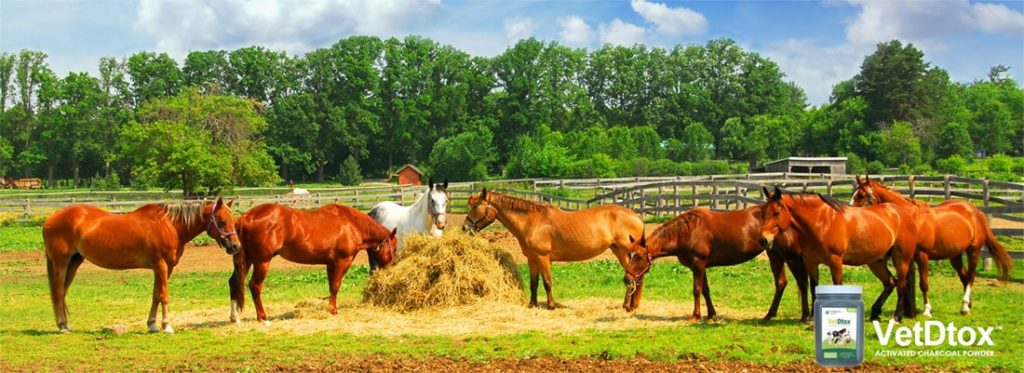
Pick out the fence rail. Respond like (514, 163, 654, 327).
(2, 174, 1021, 237)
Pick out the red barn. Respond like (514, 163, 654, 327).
(397, 164, 424, 186)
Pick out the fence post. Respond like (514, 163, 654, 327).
(315, 193, 321, 206)
(826, 180, 833, 197)
(711, 184, 718, 210)
(673, 185, 680, 215)
(692, 185, 698, 208)
(909, 175, 916, 199)
(982, 179, 991, 223)
(943, 175, 952, 200)
(657, 186, 663, 218)
(23, 200, 30, 219)
(639, 188, 646, 219)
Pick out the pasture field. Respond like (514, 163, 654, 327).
(0, 225, 1022, 371)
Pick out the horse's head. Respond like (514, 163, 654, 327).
(850, 175, 878, 207)
(427, 178, 449, 230)
(205, 197, 241, 255)
(624, 233, 653, 281)
(462, 188, 497, 232)
(370, 227, 398, 268)
(758, 186, 792, 250)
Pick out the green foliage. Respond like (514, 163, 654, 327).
(877, 121, 922, 167)
(429, 124, 496, 181)
(117, 88, 278, 196)
(668, 122, 713, 162)
(338, 155, 363, 186)
(934, 155, 968, 174)
(934, 122, 974, 159)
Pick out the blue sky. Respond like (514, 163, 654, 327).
(2, 0, 1022, 105)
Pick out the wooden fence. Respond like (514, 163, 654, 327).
(2, 174, 1021, 237)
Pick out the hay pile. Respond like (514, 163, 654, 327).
(363, 230, 524, 311)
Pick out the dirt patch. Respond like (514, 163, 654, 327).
(173, 297, 762, 337)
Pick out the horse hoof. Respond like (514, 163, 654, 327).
(262, 320, 272, 327)
(961, 309, 971, 316)
(148, 325, 160, 333)
(706, 317, 717, 324)
(59, 328, 72, 334)
(546, 304, 556, 311)
(688, 316, 700, 323)
(163, 326, 175, 334)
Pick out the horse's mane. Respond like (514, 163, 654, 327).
(782, 191, 846, 212)
(159, 201, 208, 227)
(864, 180, 926, 207)
(650, 208, 707, 242)
(322, 204, 390, 239)
(486, 192, 550, 213)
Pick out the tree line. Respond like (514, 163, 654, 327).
(0, 37, 1020, 195)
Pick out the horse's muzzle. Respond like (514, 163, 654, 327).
(224, 242, 241, 255)
(435, 214, 447, 230)
(759, 236, 773, 250)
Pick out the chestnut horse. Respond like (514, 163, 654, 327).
(43, 198, 241, 333)
(462, 189, 644, 310)
(758, 187, 919, 321)
(229, 203, 397, 324)
(851, 176, 1012, 316)
(623, 206, 811, 322)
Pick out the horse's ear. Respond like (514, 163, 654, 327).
(214, 197, 224, 211)
(761, 186, 771, 200)
(864, 174, 871, 183)
(443, 179, 449, 189)
(428, 177, 433, 190)
(226, 199, 235, 208)
(481, 188, 487, 199)
(390, 227, 398, 238)
(639, 233, 647, 247)
(855, 175, 862, 184)
(772, 186, 782, 201)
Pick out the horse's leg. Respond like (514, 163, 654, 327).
(827, 254, 844, 285)
(805, 258, 820, 314)
(147, 261, 173, 333)
(249, 259, 272, 324)
(45, 254, 72, 333)
(891, 253, 912, 323)
(917, 252, 932, 318)
(229, 253, 250, 323)
(701, 272, 716, 321)
(763, 249, 787, 320)
(962, 248, 982, 315)
(63, 254, 85, 294)
(689, 264, 705, 322)
(526, 258, 540, 308)
(326, 256, 355, 315)
(866, 261, 896, 322)
(629, 277, 645, 311)
(538, 255, 556, 310)
(790, 257, 811, 323)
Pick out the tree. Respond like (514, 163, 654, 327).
(183, 50, 233, 93)
(934, 122, 974, 160)
(852, 40, 939, 130)
(338, 155, 363, 186)
(877, 121, 922, 167)
(119, 88, 278, 195)
(126, 51, 183, 107)
(428, 123, 495, 181)
(965, 82, 1016, 156)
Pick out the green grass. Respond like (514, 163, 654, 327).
(0, 226, 46, 252)
(1, 250, 1021, 371)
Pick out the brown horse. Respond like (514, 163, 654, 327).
(758, 186, 919, 321)
(851, 176, 1012, 316)
(229, 203, 397, 324)
(43, 198, 241, 333)
(462, 189, 644, 310)
(623, 205, 811, 322)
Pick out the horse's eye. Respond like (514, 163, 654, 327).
(773, 211, 780, 217)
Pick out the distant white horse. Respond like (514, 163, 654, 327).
(369, 179, 449, 257)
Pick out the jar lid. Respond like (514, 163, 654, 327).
(815, 285, 862, 295)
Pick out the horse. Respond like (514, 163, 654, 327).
(229, 203, 397, 324)
(758, 186, 919, 321)
(622, 205, 811, 322)
(368, 179, 448, 254)
(43, 198, 241, 333)
(851, 175, 1012, 316)
(462, 188, 644, 310)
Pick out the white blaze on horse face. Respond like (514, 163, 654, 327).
(429, 189, 448, 230)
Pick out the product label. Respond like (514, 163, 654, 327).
(821, 307, 858, 361)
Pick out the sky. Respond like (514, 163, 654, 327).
(1, 0, 1022, 105)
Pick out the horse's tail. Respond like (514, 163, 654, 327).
(979, 211, 1013, 282)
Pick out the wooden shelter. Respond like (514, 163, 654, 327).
(756, 157, 847, 174)
(397, 165, 424, 186)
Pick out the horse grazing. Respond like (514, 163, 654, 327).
(43, 198, 240, 333)
(368, 179, 448, 253)
(851, 175, 1012, 316)
(758, 186, 919, 321)
(229, 203, 397, 324)
(462, 189, 645, 310)
(623, 206, 810, 322)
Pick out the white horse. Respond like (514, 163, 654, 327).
(369, 179, 449, 256)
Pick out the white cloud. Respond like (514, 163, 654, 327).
(598, 19, 646, 46)
(762, 39, 870, 105)
(504, 16, 536, 42)
(630, 0, 707, 37)
(974, 2, 1024, 34)
(558, 16, 593, 47)
(135, 0, 441, 57)
(845, 0, 1024, 50)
